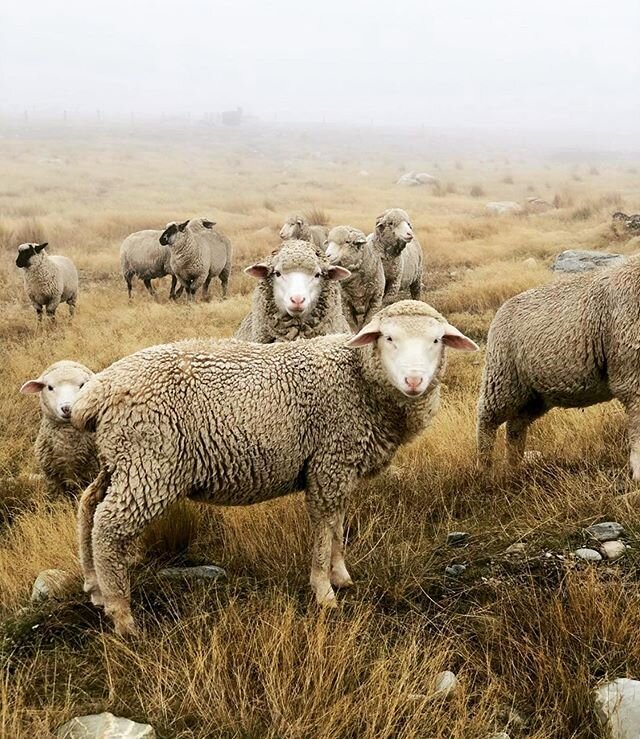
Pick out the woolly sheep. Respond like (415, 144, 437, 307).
(159, 218, 232, 301)
(370, 209, 423, 304)
(235, 239, 351, 342)
(279, 214, 329, 249)
(119, 229, 180, 299)
(16, 243, 78, 321)
(325, 225, 385, 331)
(20, 360, 97, 495)
(72, 299, 478, 635)
(477, 256, 640, 477)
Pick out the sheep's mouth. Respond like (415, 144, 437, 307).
(286, 306, 306, 316)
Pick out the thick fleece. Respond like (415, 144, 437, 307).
(119, 229, 178, 299)
(16, 243, 78, 320)
(279, 214, 329, 249)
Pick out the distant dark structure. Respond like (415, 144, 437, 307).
(222, 107, 243, 126)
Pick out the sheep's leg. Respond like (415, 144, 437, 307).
(505, 416, 532, 468)
(125, 274, 133, 300)
(624, 398, 640, 480)
(476, 408, 499, 470)
(169, 275, 179, 300)
(201, 275, 212, 302)
(77, 470, 109, 606)
(409, 279, 422, 300)
(219, 268, 230, 299)
(34, 305, 43, 322)
(330, 508, 353, 589)
(45, 301, 59, 323)
(67, 298, 76, 318)
(308, 512, 336, 608)
(143, 279, 155, 296)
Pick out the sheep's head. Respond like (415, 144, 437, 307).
(374, 208, 414, 257)
(16, 242, 48, 268)
(279, 215, 307, 240)
(20, 360, 94, 423)
(159, 220, 190, 246)
(325, 226, 367, 272)
(347, 300, 478, 398)
(246, 239, 350, 318)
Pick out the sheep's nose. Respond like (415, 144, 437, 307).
(404, 232, 414, 241)
(289, 294, 306, 308)
(59, 404, 72, 418)
(404, 375, 423, 391)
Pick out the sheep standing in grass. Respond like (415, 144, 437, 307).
(16, 243, 78, 321)
(235, 239, 351, 342)
(159, 218, 232, 302)
(279, 214, 329, 249)
(72, 300, 478, 635)
(120, 229, 179, 300)
(477, 256, 640, 477)
(325, 225, 385, 331)
(21, 360, 97, 495)
(370, 209, 423, 304)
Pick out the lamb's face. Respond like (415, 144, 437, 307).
(325, 227, 367, 272)
(375, 209, 414, 256)
(16, 242, 47, 269)
(159, 220, 190, 246)
(20, 362, 94, 422)
(279, 216, 305, 240)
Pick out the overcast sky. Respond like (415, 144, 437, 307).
(1, 0, 639, 136)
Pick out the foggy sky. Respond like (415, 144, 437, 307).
(1, 0, 639, 135)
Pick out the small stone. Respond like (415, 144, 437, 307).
(31, 569, 75, 603)
(586, 522, 624, 542)
(57, 712, 155, 738)
(447, 531, 469, 547)
(445, 564, 467, 577)
(488, 734, 511, 739)
(505, 542, 526, 555)
(602, 541, 626, 561)
(157, 565, 226, 581)
(522, 257, 537, 268)
(574, 548, 603, 562)
(433, 670, 458, 698)
(595, 678, 640, 739)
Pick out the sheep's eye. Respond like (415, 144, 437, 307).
(47, 385, 53, 391)
(79, 383, 85, 389)
(274, 270, 281, 277)
(315, 272, 321, 278)
(434, 338, 439, 344)
(386, 336, 393, 343)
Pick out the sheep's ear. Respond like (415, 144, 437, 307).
(35, 243, 48, 252)
(20, 380, 45, 394)
(375, 217, 385, 232)
(296, 217, 304, 226)
(202, 219, 216, 229)
(442, 323, 479, 352)
(346, 318, 381, 348)
(326, 265, 351, 281)
(178, 220, 190, 232)
(245, 263, 270, 280)
(354, 236, 367, 246)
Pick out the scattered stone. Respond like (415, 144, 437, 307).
(522, 257, 538, 268)
(552, 250, 625, 274)
(488, 734, 511, 739)
(445, 564, 467, 577)
(447, 531, 469, 547)
(602, 541, 627, 561)
(505, 542, 526, 555)
(433, 670, 459, 698)
(486, 201, 523, 215)
(595, 678, 640, 739)
(157, 565, 226, 581)
(396, 171, 437, 187)
(31, 569, 75, 603)
(574, 548, 603, 562)
(586, 522, 624, 542)
(57, 712, 155, 738)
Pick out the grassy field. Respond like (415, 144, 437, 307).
(1, 122, 640, 738)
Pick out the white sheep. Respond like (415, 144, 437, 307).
(119, 229, 179, 299)
(279, 214, 329, 249)
(16, 243, 78, 321)
(72, 299, 478, 635)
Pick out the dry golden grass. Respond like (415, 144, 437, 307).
(1, 126, 640, 738)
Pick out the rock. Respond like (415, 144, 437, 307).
(414, 172, 438, 185)
(552, 250, 625, 274)
(486, 201, 523, 215)
(505, 542, 526, 555)
(433, 670, 458, 698)
(157, 565, 226, 581)
(595, 678, 640, 739)
(586, 521, 624, 542)
(397, 173, 420, 187)
(522, 257, 538, 268)
(574, 548, 603, 562)
(31, 569, 75, 603)
(445, 564, 467, 577)
(602, 541, 627, 561)
(57, 712, 155, 738)
(447, 531, 469, 547)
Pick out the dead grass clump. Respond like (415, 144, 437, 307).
(502, 175, 514, 185)
(304, 206, 329, 226)
(553, 190, 575, 209)
(470, 184, 485, 198)
(0, 217, 47, 251)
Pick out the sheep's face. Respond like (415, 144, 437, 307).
(348, 310, 478, 397)
(325, 227, 367, 272)
(16, 242, 48, 268)
(159, 220, 190, 246)
(279, 216, 305, 240)
(375, 209, 414, 256)
(20, 361, 94, 423)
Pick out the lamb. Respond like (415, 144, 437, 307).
(235, 239, 351, 342)
(16, 243, 78, 321)
(159, 218, 232, 301)
(71, 299, 478, 635)
(369, 209, 423, 304)
(477, 255, 640, 477)
(119, 229, 179, 299)
(325, 225, 385, 331)
(20, 360, 98, 495)
(279, 214, 329, 249)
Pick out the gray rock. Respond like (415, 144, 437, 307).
(574, 548, 603, 562)
(595, 678, 640, 739)
(157, 565, 226, 581)
(433, 670, 458, 698)
(447, 531, 469, 547)
(445, 564, 467, 577)
(602, 541, 627, 561)
(31, 569, 75, 603)
(586, 522, 625, 542)
(552, 250, 625, 273)
(397, 173, 420, 187)
(57, 712, 155, 738)
(414, 172, 438, 185)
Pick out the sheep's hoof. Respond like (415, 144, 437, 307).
(114, 615, 139, 638)
(316, 591, 338, 609)
(330, 570, 354, 589)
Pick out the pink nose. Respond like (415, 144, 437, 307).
(290, 295, 306, 307)
(404, 375, 423, 390)
(405, 232, 414, 241)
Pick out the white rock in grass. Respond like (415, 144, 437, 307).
(31, 569, 75, 603)
(586, 522, 624, 542)
(595, 678, 640, 739)
(433, 670, 459, 699)
(574, 548, 603, 562)
(602, 541, 627, 561)
(57, 712, 155, 738)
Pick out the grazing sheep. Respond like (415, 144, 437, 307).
(72, 299, 478, 635)
(16, 243, 78, 321)
(159, 218, 232, 302)
(325, 225, 385, 331)
(235, 239, 351, 342)
(279, 214, 329, 249)
(119, 229, 179, 299)
(21, 360, 97, 495)
(477, 255, 640, 477)
(370, 209, 423, 304)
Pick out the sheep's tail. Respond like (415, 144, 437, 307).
(71, 377, 106, 433)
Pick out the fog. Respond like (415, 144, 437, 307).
(1, 0, 639, 141)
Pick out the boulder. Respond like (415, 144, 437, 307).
(552, 250, 625, 273)
(31, 569, 75, 603)
(414, 172, 438, 185)
(57, 712, 155, 738)
(574, 548, 602, 562)
(397, 173, 420, 187)
(602, 541, 626, 561)
(586, 521, 624, 542)
(157, 565, 226, 581)
(595, 678, 640, 739)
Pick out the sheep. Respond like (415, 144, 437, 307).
(369, 209, 423, 304)
(279, 214, 329, 249)
(16, 243, 78, 321)
(20, 360, 98, 495)
(477, 255, 640, 477)
(71, 299, 478, 635)
(119, 229, 180, 300)
(325, 225, 385, 331)
(235, 239, 351, 342)
(159, 218, 232, 302)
